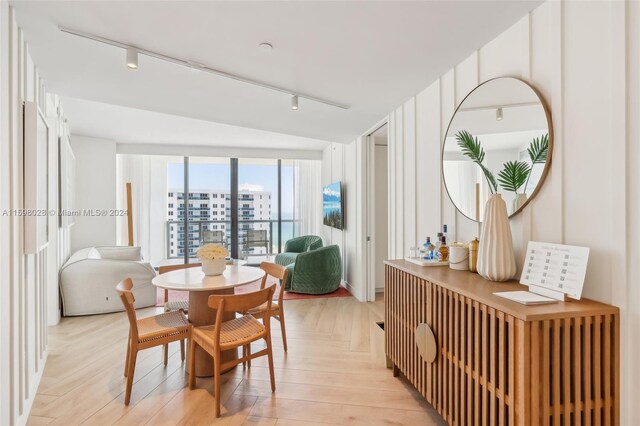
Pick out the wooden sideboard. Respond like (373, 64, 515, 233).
(384, 260, 619, 426)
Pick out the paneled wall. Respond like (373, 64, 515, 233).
(321, 142, 363, 299)
(382, 1, 639, 422)
(0, 6, 70, 425)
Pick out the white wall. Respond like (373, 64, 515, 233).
(374, 144, 388, 291)
(323, 1, 640, 424)
(0, 5, 70, 424)
(70, 135, 117, 253)
(323, 0, 640, 421)
(321, 142, 363, 299)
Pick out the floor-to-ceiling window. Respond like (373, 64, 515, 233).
(165, 158, 185, 260)
(117, 154, 320, 266)
(166, 156, 298, 261)
(238, 158, 278, 256)
(281, 159, 296, 250)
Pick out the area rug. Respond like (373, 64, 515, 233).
(155, 276, 351, 307)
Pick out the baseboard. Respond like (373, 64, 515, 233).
(343, 280, 364, 301)
(16, 350, 48, 426)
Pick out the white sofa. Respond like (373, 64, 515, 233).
(60, 246, 157, 316)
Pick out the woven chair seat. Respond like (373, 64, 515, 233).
(247, 301, 279, 315)
(137, 310, 190, 343)
(164, 300, 190, 313)
(193, 315, 265, 351)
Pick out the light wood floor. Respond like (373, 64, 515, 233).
(28, 295, 445, 425)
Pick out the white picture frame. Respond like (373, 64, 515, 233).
(24, 101, 50, 254)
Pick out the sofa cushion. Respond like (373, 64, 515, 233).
(303, 236, 323, 252)
(275, 252, 299, 267)
(59, 247, 155, 316)
(95, 246, 142, 261)
(285, 245, 342, 295)
(284, 263, 296, 290)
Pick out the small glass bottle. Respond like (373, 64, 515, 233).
(422, 237, 433, 259)
(439, 236, 449, 262)
(443, 224, 455, 245)
(434, 232, 443, 259)
(469, 238, 479, 272)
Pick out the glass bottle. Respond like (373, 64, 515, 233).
(422, 237, 433, 260)
(434, 232, 443, 259)
(439, 236, 449, 262)
(443, 224, 454, 245)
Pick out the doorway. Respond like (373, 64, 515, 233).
(365, 123, 389, 301)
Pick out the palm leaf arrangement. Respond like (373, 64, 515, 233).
(497, 132, 550, 194)
(455, 130, 498, 194)
(497, 161, 530, 193)
(455, 130, 549, 196)
(528, 133, 549, 165)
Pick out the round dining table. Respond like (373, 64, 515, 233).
(152, 265, 266, 377)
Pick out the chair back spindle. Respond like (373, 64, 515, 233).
(116, 278, 140, 342)
(259, 262, 288, 306)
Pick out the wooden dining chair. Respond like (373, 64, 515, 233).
(188, 285, 277, 417)
(116, 278, 191, 405)
(158, 262, 201, 313)
(246, 262, 289, 353)
(158, 262, 200, 364)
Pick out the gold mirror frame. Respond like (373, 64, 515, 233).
(441, 77, 554, 222)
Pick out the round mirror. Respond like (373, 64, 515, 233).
(442, 77, 553, 221)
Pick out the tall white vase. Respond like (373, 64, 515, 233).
(512, 193, 528, 214)
(477, 194, 516, 281)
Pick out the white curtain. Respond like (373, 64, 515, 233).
(294, 160, 322, 237)
(116, 154, 169, 263)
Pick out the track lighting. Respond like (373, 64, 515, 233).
(126, 48, 138, 70)
(496, 107, 503, 121)
(59, 26, 350, 109)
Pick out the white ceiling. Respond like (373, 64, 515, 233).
(61, 96, 331, 150)
(12, 0, 542, 146)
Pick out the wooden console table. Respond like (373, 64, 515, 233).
(384, 260, 619, 425)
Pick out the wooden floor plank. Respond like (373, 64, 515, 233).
(28, 295, 444, 425)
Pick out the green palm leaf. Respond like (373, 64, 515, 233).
(528, 133, 549, 164)
(455, 130, 498, 193)
(497, 161, 530, 193)
(456, 130, 485, 163)
(481, 165, 498, 194)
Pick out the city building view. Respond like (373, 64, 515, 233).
(167, 188, 272, 258)
(164, 158, 297, 260)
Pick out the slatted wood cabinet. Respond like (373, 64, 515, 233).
(384, 260, 619, 426)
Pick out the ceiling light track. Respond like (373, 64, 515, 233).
(58, 26, 349, 110)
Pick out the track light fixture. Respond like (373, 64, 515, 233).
(496, 107, 503, 121)
(126, 48, 138, 69)
(59, 26, 349, 110)
(291, 95, 299, 111)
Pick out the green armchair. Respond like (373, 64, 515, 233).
(282, 245, 342, 294)
(275, 235, 323, 267)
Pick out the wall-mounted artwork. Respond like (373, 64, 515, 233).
(24, 101, 49, 254)
(59, 134, 76, 228)
(323, 181, 343, 230)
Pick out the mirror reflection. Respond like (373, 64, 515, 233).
(442, 77, 552, 221)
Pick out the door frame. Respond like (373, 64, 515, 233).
(362, 118, 389, 302)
